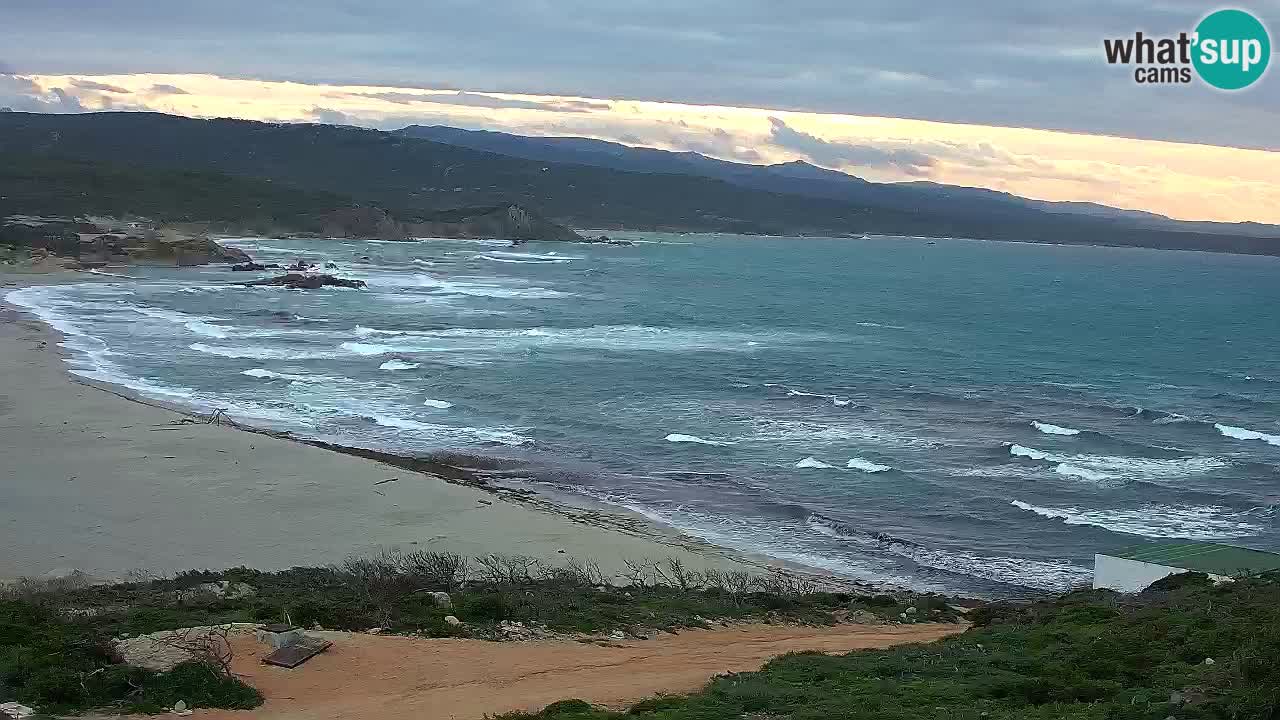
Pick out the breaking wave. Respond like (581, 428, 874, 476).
(665, 433, 735, 446)
(379, 359, 420, 370)
(847, 457, 891, 473)
(1009, 444, 1227, 479)
(1011, 500, 1263, 539)
(1032, 421, 1080, 436)
(795, 457, 834, 469)
(1215, 423, 1280, 447)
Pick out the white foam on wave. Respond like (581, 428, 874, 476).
(475, 252, 574, 264)
(422, 398, 454, 409)
(336, 325, 807, 355)
(795, 456, 833, 469)
(354, 325, 404, 337)
(1215, 423, 1280, 447)
(349, 270, 571, 298)
(1009, 444, 1227, 479)
(189, 343, 339, 360)
(1011, 500, 1263, 539)
(240, 368, 339, 383)
(1033, 421, 1081, 436)
(340, 340, 394, 353)
(847, 457, 891, 473)
(366, 414, 527, 445)
(665, 433, 735, 446)
(6, 286, 201, 402)
(1053, 463, 1114, 484)
(379, 359, 420, 370)
(749, 419, 935, 449)
(491, 250, 582, 261)
(804, 514, 1090, 591)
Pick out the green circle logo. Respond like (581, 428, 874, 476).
(1192, 9, 1271, 90)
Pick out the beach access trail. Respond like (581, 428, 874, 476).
(197, 622, 963, 720)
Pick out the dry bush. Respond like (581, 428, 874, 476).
(152, 625, 235, 677)
(474, 554, 545, 584)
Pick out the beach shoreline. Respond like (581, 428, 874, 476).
(0, 269, 770, 585)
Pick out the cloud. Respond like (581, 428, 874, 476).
(71, 78, 130, 93)
(767, 117, 935, 175)
(309, 106, 351, 125)
(0, 74, 87, 113)
(148, 83, 188, 95)
(354, 90, 609, 113)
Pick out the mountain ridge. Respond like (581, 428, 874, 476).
(0, 112, 1276, 255)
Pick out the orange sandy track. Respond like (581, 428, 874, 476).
(196, 623, 963, 720)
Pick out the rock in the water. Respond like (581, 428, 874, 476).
(242, 273, 366, 290)
(231, 262, 280, 271)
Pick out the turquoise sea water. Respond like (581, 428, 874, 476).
(10, 233, 1280, 595)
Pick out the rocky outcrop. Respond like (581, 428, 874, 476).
(321, 207, 410, 240)
(78, 232, 251, 266)
(321, 204, 582, 243)
(231, 262, 280, 271)
(242, 273, 366, 290)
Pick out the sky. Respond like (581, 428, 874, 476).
(2, 1, 1279, 223)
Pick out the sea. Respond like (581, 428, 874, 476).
(8, 233, 1280, 597)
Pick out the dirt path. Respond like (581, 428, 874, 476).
(197, 623, 963, 720)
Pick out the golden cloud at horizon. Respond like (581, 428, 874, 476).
(24, 72, 1280, 225)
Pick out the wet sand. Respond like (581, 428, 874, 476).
(1, 272, 746, 582)
(197, 623, 964, 720)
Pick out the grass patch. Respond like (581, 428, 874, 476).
(499, 572, 1280, 720)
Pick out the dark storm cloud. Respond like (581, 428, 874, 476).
(767, 117, 936, 175)
(1, 0, 1277, 148)
(71, 79, 130, 93)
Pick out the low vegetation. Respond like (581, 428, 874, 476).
(502, 571, 1280, 720)
(0, 551, 956, 714)
(0, 599, 260, 715)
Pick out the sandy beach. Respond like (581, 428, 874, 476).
(0, 271, 746, 582)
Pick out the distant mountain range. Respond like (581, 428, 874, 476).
(0, 111, 1277, 254)
(398, 125, 1280, 239)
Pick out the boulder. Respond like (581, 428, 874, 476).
(444, 615, 462, 627)
(242, 273, 366, 290)
(428, 591, 452, 609)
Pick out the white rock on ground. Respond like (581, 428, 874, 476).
(113, 624, 259, 671)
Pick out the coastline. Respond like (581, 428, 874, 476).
(0, 269, 759, 584)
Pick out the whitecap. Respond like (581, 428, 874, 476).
(240, 368, 335, 383)
(189, 343, 338, 360)
(379, 359, 420, 370)
(1011, 500, 1262, 539)
(354, 325, 404, 337)
(846, 457, 891, 473)
(1008, 444, 1227, 478)
(422, 398, 454, 409)
(339, 341, 397, 356)
(1032, 421, 1081, 436)
(795, 456, 833, 469)
(665, 433, 735, 446)
(1053, 463, 1114, 484)
(1215, 423, 1280, 447)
